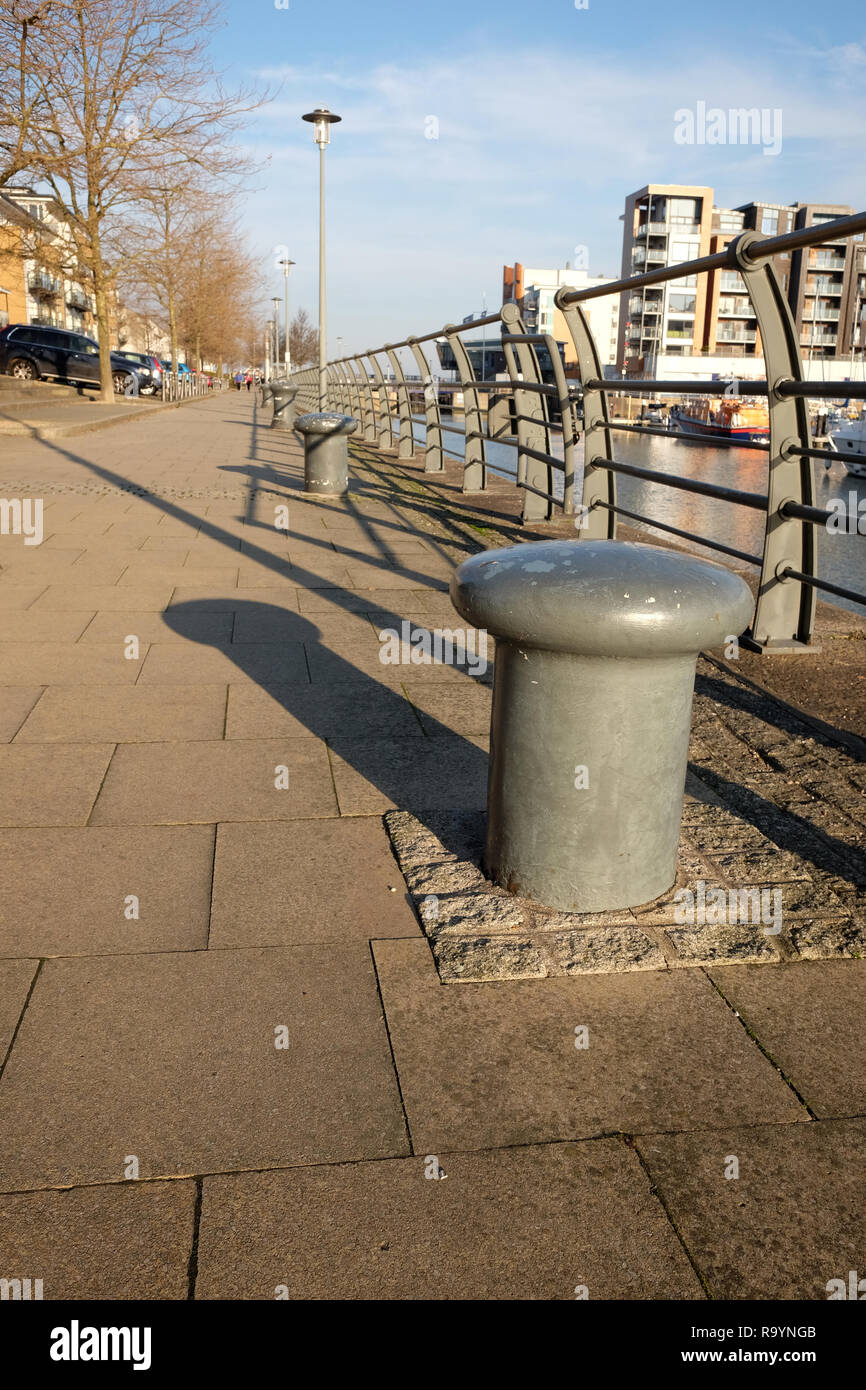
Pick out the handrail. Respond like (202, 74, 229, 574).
(289, 210, 866, 649)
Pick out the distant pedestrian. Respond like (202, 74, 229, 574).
(234, 370, 243, 390)
(245, 373, 252, 391)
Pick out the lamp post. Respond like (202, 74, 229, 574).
(279, 256, 295, 376)
(302, 106, 341, 409)
(265, 320, 272, 383)
(271, 297, 281, 375)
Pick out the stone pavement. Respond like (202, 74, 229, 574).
(0, 391, 863, 1300)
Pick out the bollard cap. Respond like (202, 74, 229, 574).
(295, 411, 357, 436)
(450, 539, 754, 658)
(269, 383, 298, 399)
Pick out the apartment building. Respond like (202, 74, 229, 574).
(0, 192, 37, 328)
(502, 262, 620, 367)
(786, 203, 857, 359)
(617, 185, 714, 371)
(1, 187, 97, 335)
(619, 184, 863, 371)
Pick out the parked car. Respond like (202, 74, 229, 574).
(113, 350, 163, 394)
(0, 324, 141, 394)
(159, 359, 191, 374)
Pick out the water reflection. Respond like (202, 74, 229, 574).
(405, 416, 866, 618)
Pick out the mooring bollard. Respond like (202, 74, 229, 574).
(450, 538, 754, 913)
(269, 383, 299, 431)
(295, 412, 358, 495)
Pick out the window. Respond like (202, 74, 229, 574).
(669, 293, 696, 313)
(761, 210, 779, 235)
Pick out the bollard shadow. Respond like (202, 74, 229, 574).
(161, 598, 490, 853)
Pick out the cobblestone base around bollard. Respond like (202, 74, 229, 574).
(384, 792, 864, 983)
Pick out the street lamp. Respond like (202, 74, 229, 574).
(271, 297, 281, 374)
(302, 106, 341, 409)
(279, 257, 296, 376)
(265, 319, 273, 382)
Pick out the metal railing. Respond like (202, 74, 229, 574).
(290, 209, 866, 652)
(159, 370, 214, 402)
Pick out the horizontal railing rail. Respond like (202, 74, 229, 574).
(290, 209, 866, 651)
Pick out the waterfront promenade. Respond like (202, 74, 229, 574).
(0, 390, 864, 1300)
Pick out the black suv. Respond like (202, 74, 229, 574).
(0, 324, 141, 394)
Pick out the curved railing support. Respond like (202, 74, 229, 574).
(408, 337, 444, 472)
(384, 345, 416, 459)
(443, 322, 486, 492)
(557, 291, 616, 539)
(366, 352, 394, 450)
(732, 231, 817, 651)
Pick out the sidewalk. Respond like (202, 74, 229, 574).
(0, 391, 863, 1300)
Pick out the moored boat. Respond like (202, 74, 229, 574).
(828, 417, 866, 478)
(670, 397, 769, 443)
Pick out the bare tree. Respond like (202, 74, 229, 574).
(0, 0, 268, 400)
(288, 307, 319, 369)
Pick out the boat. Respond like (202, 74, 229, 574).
(828, 417, 866, 478)
(669, 397, 769, 443)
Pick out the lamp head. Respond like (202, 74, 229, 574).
(302, 107, 342, 147)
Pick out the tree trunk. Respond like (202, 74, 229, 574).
(89, 225, 114, 404)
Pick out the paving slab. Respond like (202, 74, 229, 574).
(195, 1141, 701, 1300)
(210, 818, 420, 948)
(89, 738, 337, 824)
(0, 612, 94, 643)
(165, 584, 252, 610)
(80, 610, 233, 644)
(0, 641, 146, 685)
(0, 687, 43, 742)
(372, 940, 807, 1153)
(224, 681, 422, 741)
(0, 960, 38, 1062)
(30, 583, 174, 612)
(406, 681, 493, 735)
(636, 1119, 866, 1300)
(0, 1179, 196, 1299)
(14, 683, 227, 743)
(0, 585, 48, 610)
(329, 734, 489, 815)
(0, 826, 214, 957)
(137, 640, 308, 686)
(0, 946, 408, 1189)
(0, 743, 114, 826)
(709, 961, 866, 1118)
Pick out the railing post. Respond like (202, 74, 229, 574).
(443, 322, 486, 492)
(408, 337, 444, 472)
(557, 292, 616, 539)
(731, 231, 818, 651)
(350, 357, 377, 443)
(500, 301, 554, 521)
(339, 359, 362, 425)
(384, 345, 416, 459)
(366, 351, 393, 450)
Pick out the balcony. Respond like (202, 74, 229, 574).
(720, 273, 747, 292)
(803, 304, 840, 322)
(717, 329, 758, 344)
(66, 287, 90, 311)
(27, 270, 61, 297)
(809, 254, 846, 271)
(718, 298, 754, 317)
(807, 278, 842, 296)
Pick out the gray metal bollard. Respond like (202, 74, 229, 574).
(450, 538, 754, 913)
(269, 383, 299, 431)
(295, 412, 358, 495)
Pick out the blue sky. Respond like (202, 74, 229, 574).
(212, 0, 866, 353)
